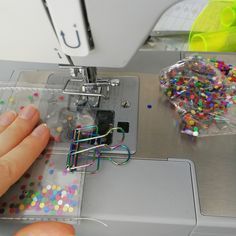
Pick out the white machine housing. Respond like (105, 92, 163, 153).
(0, 0, 178, 67)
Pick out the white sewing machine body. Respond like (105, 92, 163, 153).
(0, 1, 236, 236)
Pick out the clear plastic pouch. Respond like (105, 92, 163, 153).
(0, 73, 88, 223)
(0, 152, 84, 223)
(160, 55, 236, 137)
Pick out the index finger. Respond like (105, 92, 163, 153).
(0, 124, 50, 197)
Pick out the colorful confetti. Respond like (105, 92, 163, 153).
(160, 55, 236, 137)
(0, 153, 84, 218)
(8, 96, 15, 104)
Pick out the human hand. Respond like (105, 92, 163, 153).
(0, 105, 75, 236)
(0, 105, 50, 196)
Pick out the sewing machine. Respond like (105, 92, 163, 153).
(0, 0, 236, 235)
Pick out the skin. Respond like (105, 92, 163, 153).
(0, 105, 75, 236)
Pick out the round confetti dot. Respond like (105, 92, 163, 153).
(8, 97, 15, 104)
(42, 188, 47, 194)
(52, 185, 57, 190)
(68, 207, 74, 213)
(48, 169, 54, 175)
(33, 197, 38, 202)
(71, 201, 77, 207)
(28, 95, 33, 102)
(69, 188, 75, 195)
(44, 207, 50, 213)
(38, 175, 43, 181)
(39, 203, 45, 209)
(33, 92, 39, 97)
(31, 201, 36, 207)
(37, 195, 43, 201)
(63, 206, 68, 212)
(58, 200, 63, 206)
(19, 194, 25, 200)
(56, 126, 63, 133)
(29, 182, 35, 187)
(46, 185, 52, 190)
(58, 96, 64, 101)
(54, 205, 59, 211)
(0, 208, 5, 214)
(0, 100, 5, 105)
(56, 186, 61, 191)
(71, 185, 78, 190)
(19, 204, 25, 211)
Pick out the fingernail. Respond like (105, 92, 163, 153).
(19, 105, 37, 120)
(32, 124, 48, 137)
(0, 111, 17, 126)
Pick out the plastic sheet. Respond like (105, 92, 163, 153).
(160, 55, 236, 137)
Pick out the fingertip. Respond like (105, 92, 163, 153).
(32, 123, 50, 138)
(14, 222, 76, 236)
(0, 110, 17, 127)
(18, 104, 39, 121)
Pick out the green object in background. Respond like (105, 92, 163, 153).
(221, 3, 236, 27)
(189, 27, 236, 51)
(189, 0, 236, 52)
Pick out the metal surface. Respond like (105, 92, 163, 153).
(101, 51, 236, 218)
(135, 73, 236, 218)
(99, 65, 236, 218)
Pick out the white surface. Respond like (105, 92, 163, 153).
(154, 0, 208, 32)
(0, 0, 69, 64)
(70, 0, 179, 67)
(46, 0, 90, 57)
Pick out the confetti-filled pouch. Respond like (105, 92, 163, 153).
(160, 55, 236, 137)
